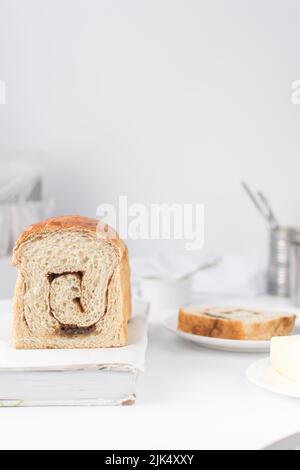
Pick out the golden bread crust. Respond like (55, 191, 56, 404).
(12, 215, 127, 264)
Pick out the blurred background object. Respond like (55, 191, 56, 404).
(241, 182, 279, 231)
(132, 250, 266, 312)
(241, 181, 292, 298)
(0, 160, 42, 204)
(0, 159, 54, 297)
(290, 230, 300, 307)
(0, 159, 54, 256)
(268, 227, 292, 298)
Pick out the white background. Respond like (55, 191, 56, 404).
(0, 0, 300, 259)
(1, 2, 300, 450)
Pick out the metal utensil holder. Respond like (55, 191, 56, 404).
(267, 227, 291, 297)
(290, 230, 300, 307)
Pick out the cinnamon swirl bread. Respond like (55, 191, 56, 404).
(12, 216, 131, 349)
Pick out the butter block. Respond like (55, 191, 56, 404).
(271, 336, 300, 383)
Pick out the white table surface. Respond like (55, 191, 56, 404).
(1, 296, 300, 450)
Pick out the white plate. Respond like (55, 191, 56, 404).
(165, 314, 272, 353)
(247, 358, 300, 399)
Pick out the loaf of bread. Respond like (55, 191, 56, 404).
(178, 306, 296, 340)
(12, 216, 131, 349)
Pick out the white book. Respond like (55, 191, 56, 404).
(0, 300, 149, 407)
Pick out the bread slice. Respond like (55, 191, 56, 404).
(178, 306, 296, 340)
(12, 216, 131, 349)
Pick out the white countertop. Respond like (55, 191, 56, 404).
(1, 296, 300, 450)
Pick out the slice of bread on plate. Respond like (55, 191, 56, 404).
(178, 307, 296, 341)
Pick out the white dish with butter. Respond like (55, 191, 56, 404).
(247, 358, 300, 399)
(247, 335, 300, 399)
(270, 336, 300, 383)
